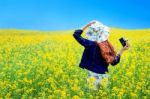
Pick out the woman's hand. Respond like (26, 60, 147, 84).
(117, 42, 130, 56)
(81, 20, 96, 31)
(122, 42, 130, 51)
(88, 20, 96, 26)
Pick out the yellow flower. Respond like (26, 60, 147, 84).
(130, 92, 137, 98)
(112, 87, 118, 92)
(6, 93, 11, 98)
(87, 76, 96, 84)
(48, 95, 53, 99)
(60, 90, 66, 97)
(72, 95, 80, 99)
(79, 91, 84, 96)
(71, 84, 80, 91)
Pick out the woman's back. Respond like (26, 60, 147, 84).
(73, 29, 120, 74)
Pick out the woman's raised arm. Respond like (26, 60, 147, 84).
(73, 21, 96, 47)
(111, 42, 130, 65)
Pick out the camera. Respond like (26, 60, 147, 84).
(119, 37, 128, 47)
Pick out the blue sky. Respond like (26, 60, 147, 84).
(0, 0, 149, 30)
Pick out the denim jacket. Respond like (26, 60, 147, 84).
(73, 29, 121, 74)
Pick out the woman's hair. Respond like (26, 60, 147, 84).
(96, 40, 116, 64)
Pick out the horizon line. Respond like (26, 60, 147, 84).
(0, 27, 150, 32)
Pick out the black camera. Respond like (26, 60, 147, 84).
(119, 37, 128, 47)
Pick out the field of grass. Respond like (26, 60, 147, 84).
(0, 28, 149, 99)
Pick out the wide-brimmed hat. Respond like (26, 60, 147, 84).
(86, 21, 110, 42)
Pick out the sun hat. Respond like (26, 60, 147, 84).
(86, 21, 110, 42)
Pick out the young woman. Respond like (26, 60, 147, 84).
(73, 21, 130, 90)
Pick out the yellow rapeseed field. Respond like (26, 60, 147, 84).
(0, 29, 149, 99)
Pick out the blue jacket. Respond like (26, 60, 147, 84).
(73, 29, 121, 74)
